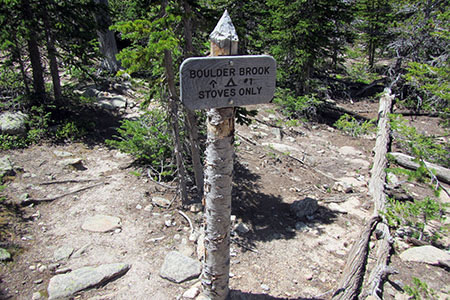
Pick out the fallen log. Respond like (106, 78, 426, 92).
(390, 152, 450, 184)
(364, 88, 395, 299)
(332, 88, 394, 300)
(319, 100, 370, 124)
(332, 216, 381, 300)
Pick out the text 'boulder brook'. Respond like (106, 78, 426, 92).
(180, 55, 276, 110)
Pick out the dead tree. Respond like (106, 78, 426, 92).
(202, 10, 237, 300)
(363, 89, 395, 299)
(182, 0, 204, 196)
(164, 49, 189, 205)
(94, 0, 120, 73)
(333, 89, 395, 300)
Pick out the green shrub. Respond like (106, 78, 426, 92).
(55, 121, 88, 141)
(403, 61, 449, 115)
(390, 114, 449, 167)
(274, 88, 322, 120)
(404, 277, 437, 300)
(383, 197, 448, 243)
(334, 113, 376, 137)
(106, 109, 175, 179)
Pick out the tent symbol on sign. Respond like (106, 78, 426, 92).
(225, 78, 237, 88)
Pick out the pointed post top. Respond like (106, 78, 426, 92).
(209, 10, 239, 51)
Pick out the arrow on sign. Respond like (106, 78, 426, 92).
(209, 80, 217, 88)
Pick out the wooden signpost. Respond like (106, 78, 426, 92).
(180, 10, 276, 300)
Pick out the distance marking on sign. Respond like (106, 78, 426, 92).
(180, 55, 276, 110)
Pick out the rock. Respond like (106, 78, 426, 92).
(295, 222, 309, 232)
(328, 203, 348, 214)
(333, 177, 366, 193)
(53, 246, 74, 262)
(291, 197, 318, 219)
(0, 111, 28, 135)
(57, 158, 86, 170)
(387, 173, 401, 188)
(189, 230, 200, 242)
(0, 248, 11, 261)
(152, 196, 171, 208)
(271, 128, 282, 141)
(55, 267, 72, 275)
(234, 222, 250, 234)
(81, 215, 121, 233)
(183, 282, 201, 299)
(47, 263, 130, 299)
(38, 265, 47, 273)
(0, 156, 15, 178)
(48, 263, 60, 271)
(262, 142, 298, 154)
(399, 245, 450, 265)
(53, 150, 73, 158)
(394, 293, 410, 300)
(179, 243, 195, 258)
(160, 251, 201, 283)
(72, 243, 90, 258)
(338, 146, 363, 156)
(349, 158, 370, 168)
(190, 203, 203, 213)
(333, 181, 352, 193)
(33, 279, 43, 284)
(82, 87, 100, 98)
(32, 292, 42, 299)
(261, 284, 270, 291)
(164, 219, 173, 227)
(97, 95, 127, 110)
(144, 204, 153, 212)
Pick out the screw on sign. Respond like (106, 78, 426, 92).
(179, 10, 276, 300)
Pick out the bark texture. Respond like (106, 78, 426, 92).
(43, 9, 62, 102)
(22, 0, 46, 103)
(332, 216, 380, 300)
(363, 88, 395, 299)
(202, 108, 235, 300)
(333, 89, 394, 300)
(95, 0, 120, 73)
(202, 10, 238, 300)
(164, 49, 188, 205)
(390, 152, 450, 184)
(182, 0, 204, 196)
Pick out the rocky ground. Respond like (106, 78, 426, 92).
(0, 86, 449, 300)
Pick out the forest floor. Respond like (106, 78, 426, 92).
(0, 90, 449, 299)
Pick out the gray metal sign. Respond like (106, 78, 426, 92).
(180, 55, 276, 110)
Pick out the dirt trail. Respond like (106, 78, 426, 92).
(0, 103, 448, 300)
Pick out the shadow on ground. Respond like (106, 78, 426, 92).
(231, 161, 338, 249)
(230, 289, 325, 300)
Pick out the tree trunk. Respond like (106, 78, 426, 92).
(332, 216, 381, 300)
(42, 6, 62, 103)
(94, 0, 120, 73)
(333, 89, 394, 300)
(163, 49, 189, 206)
(390, 152, 450, 184)
(363, 88, 395, 299)
(182, 0, 194, 57)
(182, 0, 204, 197)
(186, 109, 204, 196)
(12, 36, 31, 96)
(202, 10, 238, 300)
(22, 0, 46, 104)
